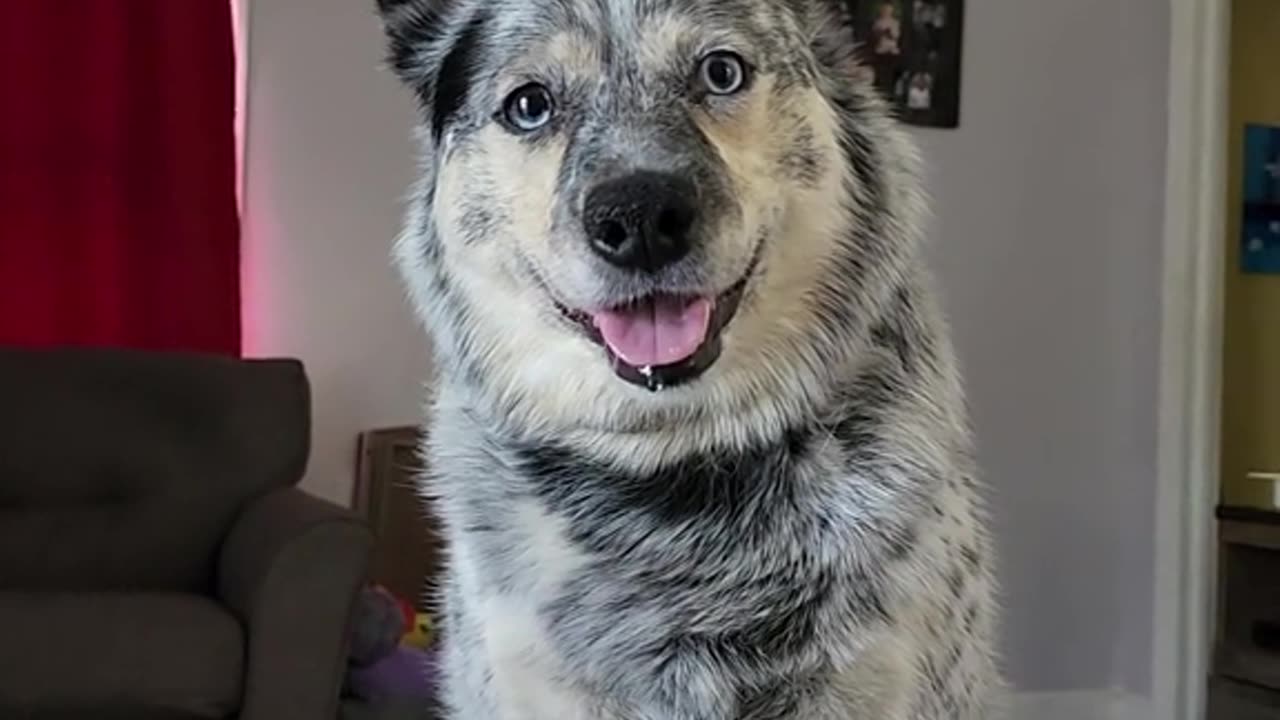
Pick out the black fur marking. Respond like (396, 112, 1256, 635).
(543, 578, 830, 710)
(517, 424, 816, 532)
(830, 365, 898, 466)
(833, 94, 885, 209)
(946, 564, 966, 600)
(427, 261, 490, 390)
(845, 566, 893, 624)
(919, 654, 952, 708)
(738, 677, 815, 719)
(922, 642, 964, 702)
(882, 518, 919, 560)
(457, 201, 499, 244)
(870, 285, 926, 371)
(718, 569, 832, 658)
(779, 124, 825, 186)
(432, 12, 488, 143)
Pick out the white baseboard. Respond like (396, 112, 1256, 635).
(1007, 689, 1154, 720)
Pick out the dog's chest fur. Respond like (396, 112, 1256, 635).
(424, 338, 998, 720)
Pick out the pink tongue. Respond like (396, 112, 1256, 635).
(591, 296, 713, 367)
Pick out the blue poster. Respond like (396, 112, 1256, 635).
(1241, 124, 1280, 274)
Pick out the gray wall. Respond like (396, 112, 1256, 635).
(239, 0, 1170, 697)
(240, 0, 431, 504)
(913, 0, 1168, 695)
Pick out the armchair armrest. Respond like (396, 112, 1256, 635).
(217, 487, 374, 720)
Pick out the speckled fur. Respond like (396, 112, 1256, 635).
(375, 1, 1003, 717)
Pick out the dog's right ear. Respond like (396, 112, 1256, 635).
(374, 0, 451, 85)
(375, 0, 415, 13)
(375, 0, 487, 146)
(375, 0, 448, 23)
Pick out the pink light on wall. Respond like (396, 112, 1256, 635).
(231, 0, 268, 356)
(231, 0, 247, 217)
(229, 0, 279, 358)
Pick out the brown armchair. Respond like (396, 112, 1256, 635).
(0, 347, 374, 720)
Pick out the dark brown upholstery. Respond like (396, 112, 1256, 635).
(0, 347, 374, 720)
(0, 347, 311, 593)
(0, 592, 244, 718)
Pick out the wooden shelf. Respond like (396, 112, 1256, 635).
(1218, 505, 1280, 527)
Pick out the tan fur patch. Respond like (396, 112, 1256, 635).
(543, 31, 600, 80)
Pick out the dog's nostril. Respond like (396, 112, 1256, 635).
(657, 207, 692, 238)
(599, 220, 629, 250)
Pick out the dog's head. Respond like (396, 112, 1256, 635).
(378, 0, 925, 439)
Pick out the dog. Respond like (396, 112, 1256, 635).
(374, 0, 1002, 717)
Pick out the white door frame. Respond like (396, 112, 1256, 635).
(1152, 0, 1231, 718)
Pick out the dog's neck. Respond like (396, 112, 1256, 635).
(437, 331, 906, 472)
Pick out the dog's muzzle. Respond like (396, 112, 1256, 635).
(546, 172, 757, 392)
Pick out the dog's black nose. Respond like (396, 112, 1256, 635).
(582, 172, 698, 272)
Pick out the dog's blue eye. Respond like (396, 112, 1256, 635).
(699, 52, 748, 96)
(502, 83, 555, 132)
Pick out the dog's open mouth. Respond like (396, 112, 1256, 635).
(559, 263, 756, 392)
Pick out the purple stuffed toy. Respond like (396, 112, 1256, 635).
(345, 586, 440, 702)
(348, 585, 408, 668)
(347, 645, 441, 702)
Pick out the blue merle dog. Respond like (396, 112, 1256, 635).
(374, 0, 1002, 717)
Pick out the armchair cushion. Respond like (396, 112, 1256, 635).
(0, 591, 243, 719)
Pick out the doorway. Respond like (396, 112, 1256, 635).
(1157, 1, 1280, 718)
(1205, 0, 1280, 716)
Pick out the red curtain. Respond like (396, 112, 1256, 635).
(0, 1, 241, 355)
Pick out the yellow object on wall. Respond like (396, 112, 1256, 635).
(1219, 0, 1280, 508)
